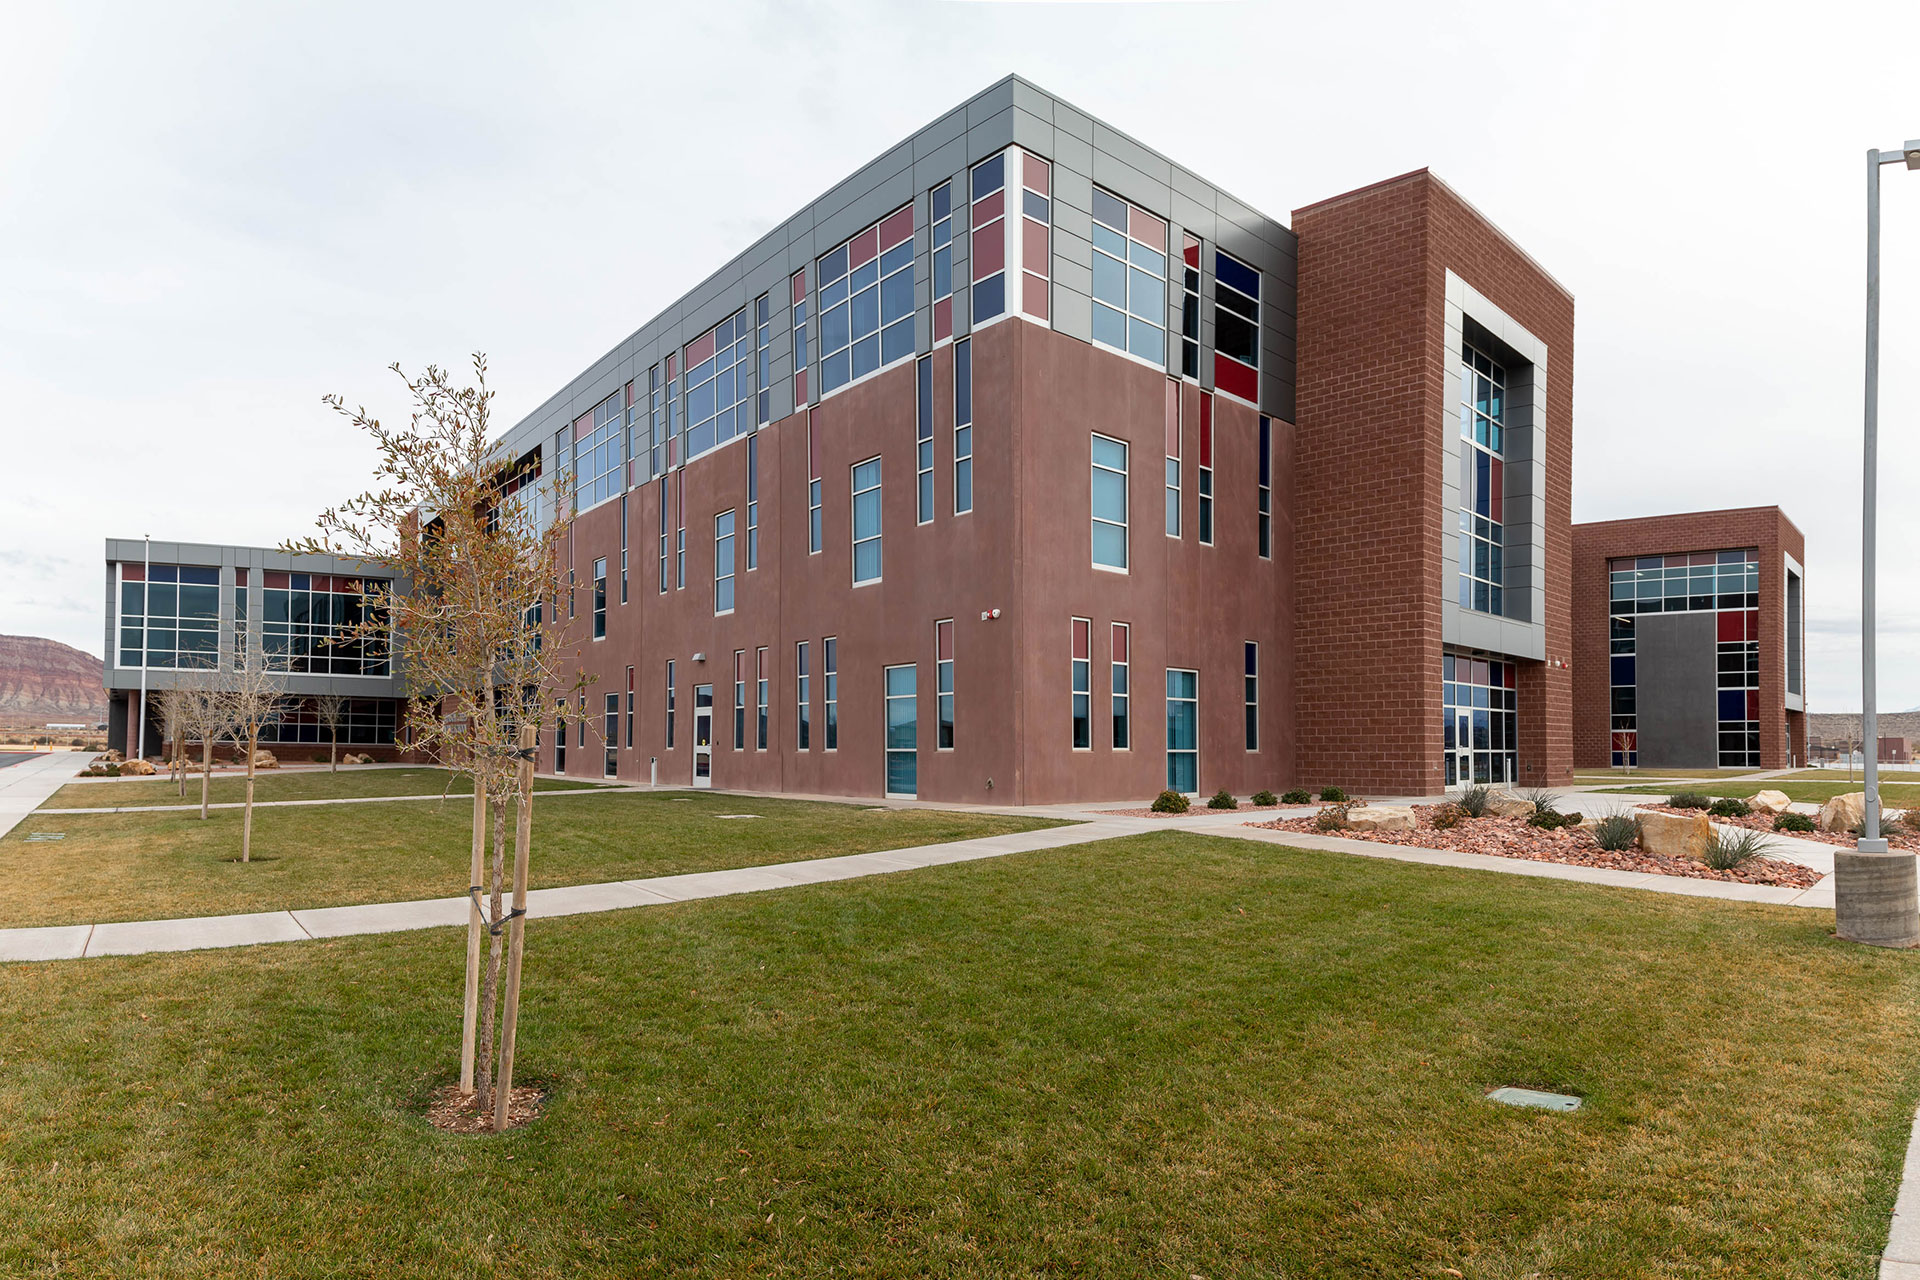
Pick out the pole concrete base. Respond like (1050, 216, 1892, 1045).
(1834, 849, 1920, 948)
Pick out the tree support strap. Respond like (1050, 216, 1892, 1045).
(469, 887, 527, 935)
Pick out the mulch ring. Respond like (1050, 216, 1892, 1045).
(1097, 802, 1303, 819)
(1643, 804, 1920, 851)
(1252, 806, 1825, 888)
(425, 1082, 547, 1134)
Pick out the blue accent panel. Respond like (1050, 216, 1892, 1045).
(1610, 656, 1635, 686)
(1718, 690, 1748, 721)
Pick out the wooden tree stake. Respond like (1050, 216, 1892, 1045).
(493, 721, 537, 1132)
(460, 775, 487, 1095)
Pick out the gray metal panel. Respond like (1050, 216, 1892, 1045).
(1636, 613, 1720, 768)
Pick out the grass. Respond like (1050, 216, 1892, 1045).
(1599, 779, 1920, 807)
(0, 791, 1065, 927)
(3, 832, 1917, 1277)
(1780, 769, 1920, 785)
(42, 766, 603, 809)
(1574, 767, 1767, 780)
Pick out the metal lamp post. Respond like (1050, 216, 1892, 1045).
(1836, 139, 1920, 947)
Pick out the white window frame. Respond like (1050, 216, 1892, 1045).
(851, 455, 883, 586)
(1091, 433, 1129, 573)
(714, 510, 736, 617)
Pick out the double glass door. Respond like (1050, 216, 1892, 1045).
(693, 685, 713, 787)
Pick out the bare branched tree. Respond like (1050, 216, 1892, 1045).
(177, 676, 232, 820)
(222, 650, 287, 863)
(156, 689, 192, 797)
(286, 354, 584, 1115)
(316, 695, 347, 772)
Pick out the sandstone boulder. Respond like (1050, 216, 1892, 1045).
(1485, 792, 1535, 819)
(1750, 789, 1792, 816)
(1347, 805, 1416, 833)
(1818, 792, 1866, 834)
(102, 749, 124, 763)
(121, 758, 157, 776)
(251, 750, 280, 770)
(1639, 808, 1711, 860)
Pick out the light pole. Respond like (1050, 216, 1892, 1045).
(1836, 139, 1920, 948)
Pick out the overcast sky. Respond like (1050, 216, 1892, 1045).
(4, 0, 1918, 712)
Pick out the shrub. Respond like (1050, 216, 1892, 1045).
(1518, 788, 1561, 816)
(1452, 785, 1492, 818)
(1313, 804, 1351, 832)
(1318, 786, 1349, 803)
(1207, 789, 1238, 810)
(1281, 789, 1312, 805)
(1708, 797, 1752, 818)
(1703, 826, 1775, 871)
(1251, 790, 1278, 807)
(1528, 809, 1580, 831)
(1899, 809, 1920, 836)
(1668, 791, 1713, 810)
(1150, 790, 1190, 814)
(1429, 803, 1466, 830)
(1591, 813, 1640, 851)
(1773, 812, 1816, 833)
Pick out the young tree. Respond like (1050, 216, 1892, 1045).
(286, 355, 583, 1119)
(222, 649, 287, 863)
(176, 676, 232, 820)
(316, 695, 347, 771)
(156, 688, 192, 797)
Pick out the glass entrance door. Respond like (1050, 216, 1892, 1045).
(693, 686, 713, 787)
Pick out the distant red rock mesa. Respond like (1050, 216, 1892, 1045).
(0, 634, 107, 725)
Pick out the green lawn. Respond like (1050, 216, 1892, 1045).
(1780, 770, 1920, 785)
(0, 792, 1064, 927)
(1574, 767, 1766, 781)
(1600, 779, 1920, 807)
(3, 833, 1916, 1277)
(42, 766, 602, 809)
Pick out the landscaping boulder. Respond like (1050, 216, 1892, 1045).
(1750, 790, 1792, 816)
(102, 749, 124, 763)
(251, 750, 280, 770)
(1638, 808, 1711, 861)
(121, 758, 156, 776)
(1818, 792, 1866, 834)
(1485, 792, 1535, 819)
(1347, 805, 1416, 833)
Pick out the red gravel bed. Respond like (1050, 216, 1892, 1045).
(1252, 807, 1824, 888)
(1642, 804, 1920, 851)
(1096, 803, 1303, 819)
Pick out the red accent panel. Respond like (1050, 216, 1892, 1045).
(933, 296, 952, 342)
(265, 570, 289, 589)
(1072, 618, 1089, 660)
(121, 563, 144, 582)
(1023, 152, 1050, 196)
(972, 225, 1004, 280)
(1022, 219, 1048, 276)
(848, 225, 877, 269)
(1717, 610, 1744, 642)
(1505, 663, 1517, 689)
(685, 329, 716, 370)
(234, 567, 248, 587)
(878, 206, 913, 251)
(1129, 205, 1166, 249)
(1490, 456, 1504, 523)
(1023, 272, 1048, 320)
(1199, 393, 1213, 467)
(971, 188, 1004, 225)
(1747, 609, 1760, 639)
(1613, 730, 1636, 753)
(807, 412, 818, 479)
(792, 271, 806, 305)
(1215, 353, 1258, 403)
(937, 620, 953, 661)
(1165, 380, 1179, 457)
(1747, 690, 1760, 721)
(666, 352, 677, 380)
(1111, 623, 1128, 663)
(573, 410, 593, 435)
(795, 367, 808, 406)
(1183, 234, 1200, 268)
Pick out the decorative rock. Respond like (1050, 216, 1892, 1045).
(121, 758, 157, 776)
(1485, 792, 1535, 819)
(1347, 805, 1416, 833)
(1818, 792, 1866, 834)
(251, 750, 280, 770)
(1750, 790, 1792, 816)
(1638, 808, 1711, 861)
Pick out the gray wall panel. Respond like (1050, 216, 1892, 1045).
(1636, 613, 1720, 768)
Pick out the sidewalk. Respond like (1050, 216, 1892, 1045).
(0, 751, 91, 841)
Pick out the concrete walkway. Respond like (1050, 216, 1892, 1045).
(0, 751, 91, 841)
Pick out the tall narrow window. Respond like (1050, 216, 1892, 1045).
(954, 338, 974, 514)
(745, 435, 760, 570)
(625, 666, 634, 749)
(797, 641, 811, 750)
(885, 664, 918, 797)
(665, 660, 676, 750)
(1020, 153, 1051, 322)
(931, 181, 955, 342)
(577, 695, 587, 749)
(665, 351, 680, 467)
(554, 699, 567, 775)
(916, 355, 934, 523)
(971, 153, 1007, 323)
(626, 377, 645, 488)
(1257, 417, 1272, 559)
(824, 637, 839, 750)
(1166, 669, 1198, 793)
(1165, 380, 1180, 538)
(619, 494, 629, 604)
(1213, 250, 1261, 403)
(1459, 338, 1506, 615)
(732, 650, 746, 750)
(1091, 434, 1129, 571)
(648, 364, 665, 478)
(1090, 188, 1168, 364)
(1111, 623, 1130, 749)
(675, 475, 686, 590)
(1180, 234, 1200, 379)
(755, 293, 772, 424)
(817, 204, 914, 394)
(807, 411, 823, 554)
(756, 647, 769, 750)
(567, 567, 575, 619)
(604, 693, 619, 778)
(1244, 642, 1259, 751)
(1071, 617, 1092, 749)
(791, 270, 809, 407)
(592, 557, 607, 639)
(657, 474, 669, 593)
(714, 510, 736, 615)
(852, 456, 883, 585)
(935, 618, 954, 749)
(1198, 393, 1214, 546)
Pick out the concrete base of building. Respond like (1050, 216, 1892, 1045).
(1833, 849, 1920, 948)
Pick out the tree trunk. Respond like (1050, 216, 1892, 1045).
(330, 727, 338, 772)
(200, 738, 213, 820)
(241, 731, 258, 863)
(474, 793, 508, 1113)
(493, 720, 538, 1133)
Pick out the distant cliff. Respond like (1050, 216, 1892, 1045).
(0, 634, 106, 725)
